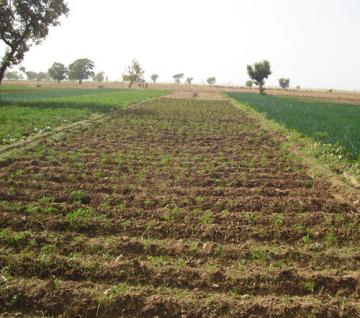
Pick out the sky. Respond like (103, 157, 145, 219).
(2, 0, 360, 90)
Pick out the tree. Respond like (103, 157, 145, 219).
(247, 60, 271, 94)
(93, 71, 105, 83)
(186, 77, 193, 85)
(4, 71, 22, 80)
(122, 59, 144, 88)
(207, 77, 216, 86)
(68, 59, 95, 84)
(48, 62, 67, 84)
(36, 72, 49, 82)
(26, 71, 38, 81)
(245, 80, 253, 88)
(173, 73, 184, 84)
(150, 74, 159, 83)
(0, 0, 69, 85)
(279, 78, 290, 90)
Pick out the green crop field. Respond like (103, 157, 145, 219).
(228, 92, 360, 160)
(0, 88, 122, 102)
(0, 88, 168, 145)
(0, 85, 32, 91)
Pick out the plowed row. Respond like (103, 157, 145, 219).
(0, 98, 359, 317)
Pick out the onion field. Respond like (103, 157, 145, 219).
(228, 93, 360, 160)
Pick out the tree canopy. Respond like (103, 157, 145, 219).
(186, 77, 193, 85)
(245, 80, 253, 88)
(207, 77, 216, 86)
(173, 73, 184, 84)
(279, 78, 290, 89)
(36, 71, 50, 81)
(49, 62, 67, 84)
(26, 71, 38, 81)
(150, 74, 159, 83)
(122, 60, 144, 88)
(93, 71, 105, 83)
(4, 71, 23, 80)
(247, 60, 271, 94)
(68, 59, 95, 84)
(0, 0, 69, 84)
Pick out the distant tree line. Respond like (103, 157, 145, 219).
(5, 56, 294, 95)
(0, 1, 299, 94)
(4, 71, 23, 81)
(5, 59, 106, 84)
(26, 71, 49, 82)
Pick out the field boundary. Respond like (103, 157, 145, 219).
(0, 96, 162, 162)
(227, 96, 360, 209)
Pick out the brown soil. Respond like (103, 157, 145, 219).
(166, 91, 227, 100)
(0, 98, 359, 317)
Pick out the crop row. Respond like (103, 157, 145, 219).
(0, 98, 358, 317)
(228, 92, 360, 160)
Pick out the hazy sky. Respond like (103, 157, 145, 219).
(3, 0, 360, 90)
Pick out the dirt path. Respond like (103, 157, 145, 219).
(165, 90, 227, 100)
(0, 98, 359, 317)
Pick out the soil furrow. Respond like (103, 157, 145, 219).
(0, 98, 358, 317)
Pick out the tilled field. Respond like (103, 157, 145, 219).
(0, 98, 359, 317)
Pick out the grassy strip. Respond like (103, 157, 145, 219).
(227, 96, 360, 195)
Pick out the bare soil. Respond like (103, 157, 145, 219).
(0, 98, 359, 317)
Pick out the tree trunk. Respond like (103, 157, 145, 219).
(58, 80, 60, 84)
(0, 53, 11, 86)
(129, 80, 133, 88)
(259, 84, 264, 95)
(79, 79, 82, 84)
(0, 27, 30, 86)
(0, 65, 6, 85)
(0, 52, 14, 85)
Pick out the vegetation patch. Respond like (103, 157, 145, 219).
(227, 93, 360, 161)
(0, 88, 168, 145)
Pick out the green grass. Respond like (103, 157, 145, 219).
(0, 87, 121, 101)
(0, 85, 32, 91)
(228, 92, 360, 160)
(0, 88, 168, 145)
